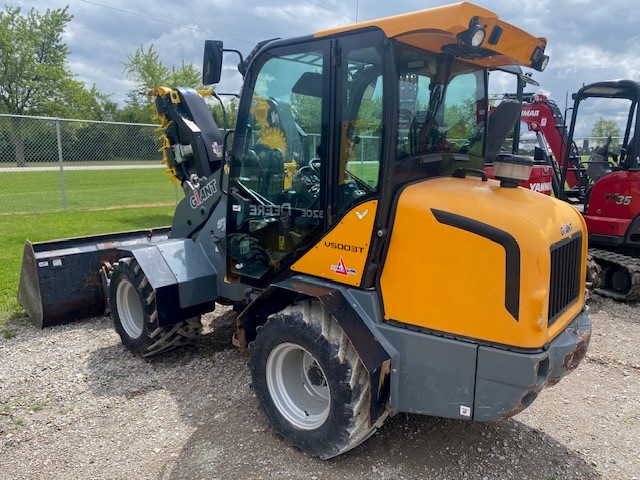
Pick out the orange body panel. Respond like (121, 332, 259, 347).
(291, 200, 378, 287)
(380, 177, 586, 349)
(315, 2, 546, 70)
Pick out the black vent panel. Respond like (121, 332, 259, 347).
(548, 234, 582, 326)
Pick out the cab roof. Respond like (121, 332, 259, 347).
(315, 2, 546, 70)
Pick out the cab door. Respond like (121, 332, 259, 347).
(226, 39, 331, 285)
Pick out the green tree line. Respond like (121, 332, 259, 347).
(0, 5, 235, 166)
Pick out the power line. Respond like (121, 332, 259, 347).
(77, 0, 256, 46)
(303, 0, 357, 21)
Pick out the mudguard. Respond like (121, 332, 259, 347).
(119, 238, 218, 327)
(237, 275, 396, 425)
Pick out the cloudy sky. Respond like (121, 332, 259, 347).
(6, 0, 640, 135)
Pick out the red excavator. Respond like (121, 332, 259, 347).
(484, 67, 555, 195)
(519, 81, 640, 300)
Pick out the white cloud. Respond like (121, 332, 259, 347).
(2, 0, 639, 135)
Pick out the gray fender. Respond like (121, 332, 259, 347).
(119, 238, 218, 327)
(238, 275, 398, 425)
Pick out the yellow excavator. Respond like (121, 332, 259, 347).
(19, 2, 590, 458)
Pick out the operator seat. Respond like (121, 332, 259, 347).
(586, 145, 612, 182)
(484, 99, 522, 163)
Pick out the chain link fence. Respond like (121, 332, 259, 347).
(1, 112, 625, 215)
(0, 114, 178, 214)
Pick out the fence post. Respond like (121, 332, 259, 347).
(55, 120, 68, 211)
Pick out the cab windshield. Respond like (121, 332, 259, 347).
(396, 44, 487, 164)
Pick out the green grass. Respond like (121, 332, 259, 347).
(0, 205, 175, 324)
(0, 168, 177, 214)
(346, 161, 380, 188)
(30, 401, 47, 412)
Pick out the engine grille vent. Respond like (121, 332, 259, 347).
(548, 234, 582, 326)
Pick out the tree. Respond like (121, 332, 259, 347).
(212, 96, 238, 131)
(291, 93, 322, 135)
(445, 95, 477, 141)
(121, 45, 205, 124)
(592, 117, 621, 151)
(0, 6, 108, 165)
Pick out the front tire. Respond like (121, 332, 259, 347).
(109, 257, 202, 356)
(250, 300, 388, 458)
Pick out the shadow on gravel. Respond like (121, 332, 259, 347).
(165, 411, 600, 480)
(83, 309, 599, 480)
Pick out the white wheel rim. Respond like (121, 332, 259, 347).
(266, 343, 330, 430)
(115, 279, 144, 339)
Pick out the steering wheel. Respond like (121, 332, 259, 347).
(307, 158, 321, 175)
(416, 118, 442, 154)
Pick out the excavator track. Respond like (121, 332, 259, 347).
(590, 248, 640, 301)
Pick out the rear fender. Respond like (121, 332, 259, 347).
(120, 239, 218, 327)
(238, 275, 395, 425)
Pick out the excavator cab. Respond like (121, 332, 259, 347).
(563, 80, 640, 299)
(563, 80, 640, 197)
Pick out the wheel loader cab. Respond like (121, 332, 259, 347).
(225, 28, 492, 286)
(226, 30, 386, 284)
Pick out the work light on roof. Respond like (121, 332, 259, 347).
(459, 17, 485, 47)
(532, 55, 549, 72)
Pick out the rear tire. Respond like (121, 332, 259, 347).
(250, 300, 388, 459)
(109, 257, 202, 357)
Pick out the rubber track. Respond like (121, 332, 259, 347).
(586, 252, 602, 291)
(590, 248, 640, 301)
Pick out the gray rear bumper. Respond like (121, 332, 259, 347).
(474, 307, 591, 421)
(377, 308, 591, 421)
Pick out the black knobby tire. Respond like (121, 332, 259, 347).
(249, 300, 388, 459)
(109, 257, 202, 357)
(228, 234, 271, 279)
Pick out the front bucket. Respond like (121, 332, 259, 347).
(17, 227, 170, 328)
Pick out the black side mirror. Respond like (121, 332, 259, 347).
(203, 40, 224, 85)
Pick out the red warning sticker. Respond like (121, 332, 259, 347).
(331, 257, 357, 276)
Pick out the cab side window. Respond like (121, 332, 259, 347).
(238, 52, 324, 203)
(228, 47, 328, 281)
(335, 45, 383, 218)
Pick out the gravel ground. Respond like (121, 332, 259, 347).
(1, 296, 639, 480)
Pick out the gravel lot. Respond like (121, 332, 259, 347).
(1, 296, 639, 480)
